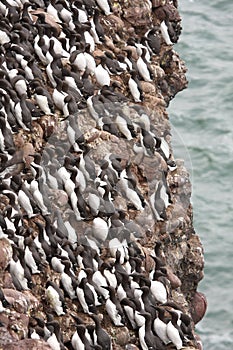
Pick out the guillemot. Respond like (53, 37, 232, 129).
(166, 310, 184, 349)
(90, 314, 112, 350)
(45, 281, 66, 316)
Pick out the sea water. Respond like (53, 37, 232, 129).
(168, 1, 233, 349)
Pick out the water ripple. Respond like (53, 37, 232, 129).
(170, 1, 233, 349)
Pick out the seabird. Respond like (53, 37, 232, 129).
(136, 48, 152, 82)
(92, 217, 109, 241)
(9, 245, 29, 291)
(46, 323, 63, 350)
(95, 0, 111, 15)
(90, 314, 112, 350)
(52, 78, 68, 111)
(128, 70, 143, 103)
(150, 279, 167, 304)
(121, 298, 137, 329)
(34, 221, 52, 260)
(27, 179, 50, 216)
(72, 325, 90, 350)
(115, 114, 133, 140)
(50, 254, 66, 273)
(92, 268, 109, 300)
(76, 282, 91, 314)
(153, 306, 171, 345)
(70, 47, 87, 74)
(139, 311, 166, 350)
(45, 281, 65, 316)
(118, 169, 144, 211)
(0, 116, 15, 153)
(94, 59, 111, 87)
(72, 326, 85, 350)
(166, 310, 183, 349)
(73, 1, 88, 23)
(160, 20, 173, 45)
(34, 86, 54, 115)
(91, 9, 105, 43)
(100, 262, 118, 289)
(60, 260, 77, 299)
(84, 44, 96, 75)
(82, 0, 96, 16)
(24, 244, 41, 274)
(102, 285, 124, 326)
(145, 27, 161, 55)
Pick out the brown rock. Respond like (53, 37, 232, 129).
(140, 81, 157, 94)
(31, 122, 44, 149)
(0, 325, 16, 347)
(23, 143, 35, 168)
(3, 289, 28, 314)
(22, 291, 40, 312)
(150, 64, 165, 79)
(0, 238, 12, 270)
(0, 271, 15, 290)
(3, 339, 52, 350)
(0, 194, 9, 211)
(123, 46, 138, 60)
(194, 332, 204, 350)
(191, 291, 207, 324)
(103, 14, 125, 35)
(37, 115, 58, 140)
(153, 6, 166, 22)
(163, 3, 181, 22)
(49, 189, 69, 208)
(142, 247, 155, 273)
(125, 345, 140, 350)
(7, 312, 29, 340)
(166, 266, 182, 289)
(151, 0, 166, 8)
(30, 9, 61, 35)
(3, 289, 39, 314)
(144, 94, 166, 106)
(123, 1, 152, 27)
(114, 326, 130, 346)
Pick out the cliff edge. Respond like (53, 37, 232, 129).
(0, 1, 206, 349)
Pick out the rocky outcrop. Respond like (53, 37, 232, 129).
(0, 1, 205, 349)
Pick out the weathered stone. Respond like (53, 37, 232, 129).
(0, 238, 12, 270)
(125, 344, 140, 350)
(191, 291, 208, 324)
(3, 339, 52, 350)
(0, 325, 16, 347)
(114, 326, 130, 346)
(7, 312, 29, 340)
(166, 266, 182, 289)
(123, 0, 152, 27)
(3, 289, 40, 314)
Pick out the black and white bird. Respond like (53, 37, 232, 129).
(128, 70, 143, 103)
(95, 0, 111, 15)
(153, 307, 171, 345)
(166, 310, 184, 349)
(136, 48, 152, 82)
(90, 314, 112, 350)
(45, 281, 65, 316)
(160, 20, 173, 45)
(34, 86, 54, 115)
(94, 57, 111, 86)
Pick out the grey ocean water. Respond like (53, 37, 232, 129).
(168, 0, 233, 349)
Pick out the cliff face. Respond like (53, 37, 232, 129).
(0, 1, 205, 349)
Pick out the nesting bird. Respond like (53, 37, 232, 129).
(0, 2, 196, 350)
